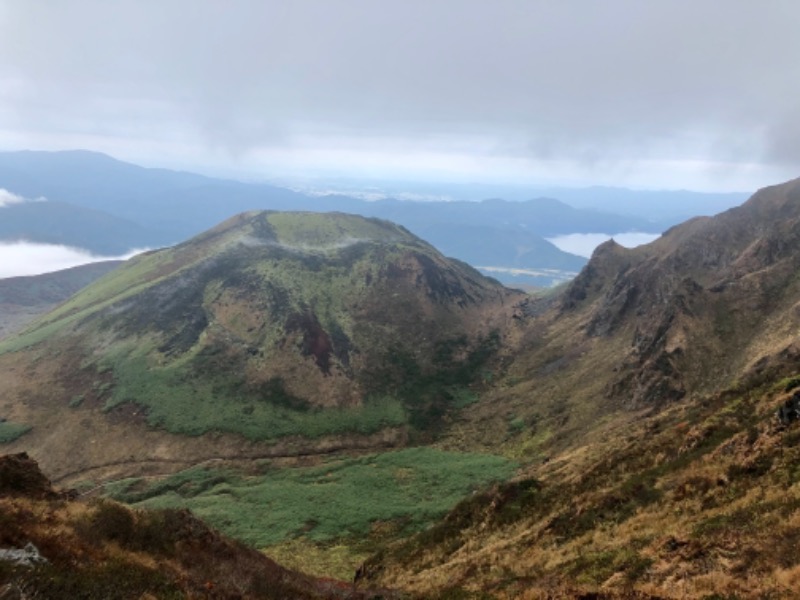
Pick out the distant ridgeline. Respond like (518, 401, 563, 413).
(0, 150, 743, 286)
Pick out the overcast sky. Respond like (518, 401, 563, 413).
(1, 1, 798, 191)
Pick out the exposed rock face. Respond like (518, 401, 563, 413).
(0, 543, 47, 568)
(778, 390, 800, 426)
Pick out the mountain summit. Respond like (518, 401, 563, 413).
(0, 211, 521, 480)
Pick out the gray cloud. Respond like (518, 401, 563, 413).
(0, 1, 798, 188)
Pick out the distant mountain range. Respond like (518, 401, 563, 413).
(0, 150, 745, 286)
(282, 177, 749, 224)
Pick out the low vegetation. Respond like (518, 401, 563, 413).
(1, 211, 516, 446)
(101, 343, 408, 440)
(0, 422, 31, 443)
(102, 447, 517, 578)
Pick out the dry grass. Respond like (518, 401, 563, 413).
(366, 377, 800, 599)
(0, 480, 400, 599)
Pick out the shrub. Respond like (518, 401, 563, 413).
(568, 548, 652, 585)
(0, 422, 32, 443)
(76, 500, 136, 547)
(726, 454, 774, 481)
(76, 500, 185, 557)
(784, 376, 800, 392)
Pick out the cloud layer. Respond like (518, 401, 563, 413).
(1, 1, 798, 189)
(0, 188, 46, 207)
(0, 242, 143, 278)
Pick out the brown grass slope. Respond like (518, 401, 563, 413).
(0, 452, 399, 599)
(363, 179, 800, 597)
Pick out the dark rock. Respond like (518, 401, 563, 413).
(0, 452, 57, 499)
(778, 392, 800, 426)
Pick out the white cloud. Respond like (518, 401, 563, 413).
(0, 241, 146, 278)
(0, 188, 26, 207)
(547, 232, 661, 259)
(0, 188, 47, 207)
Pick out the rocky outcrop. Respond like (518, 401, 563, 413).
(0, 453, 59, 500)
(778, 391, 800, 426)
(556, 177, 800, 406)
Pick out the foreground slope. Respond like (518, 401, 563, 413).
(0, 452, 395, 599)
(0, 211, 521, 482)
(363, 179, 800, 597)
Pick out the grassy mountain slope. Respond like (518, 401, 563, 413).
(442, 177, 800, 458)
(4, 177, 794, 597)
(365, 374, 800, 598)
(0, 211, 521, 482)
(361, 178, 800, 597)
(0, 261, 122, 340)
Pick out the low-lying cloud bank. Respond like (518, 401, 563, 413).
(0, 241, 147, 278)
(0, 189, 46, 207)
(547, 232, 660, 258)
